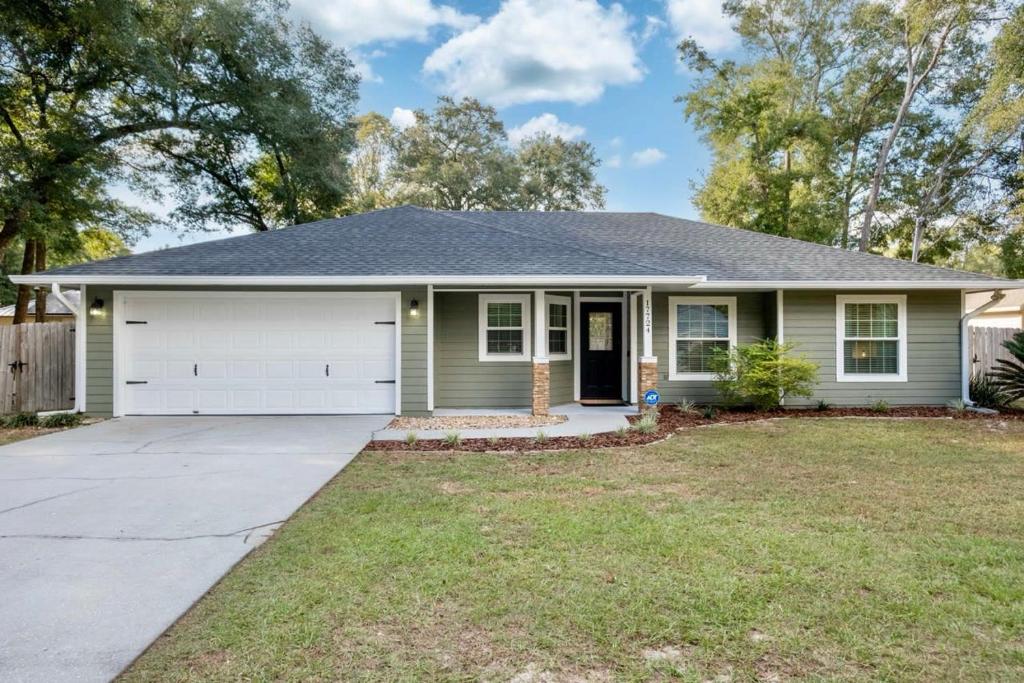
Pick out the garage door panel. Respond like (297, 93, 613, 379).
(120, 293, 397, 415)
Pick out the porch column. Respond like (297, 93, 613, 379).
(639, 286, 658, 411)
(532, 290, 549, 416)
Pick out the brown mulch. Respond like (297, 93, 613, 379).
(366, 405, 1024, 454)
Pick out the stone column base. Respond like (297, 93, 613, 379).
(638, 356, 658, 412)
(532, 357, 550, 416)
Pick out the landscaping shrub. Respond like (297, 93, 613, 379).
(871, 399, 891, 413)
(970, 373, 1010, 409)
(443, 431, 462, 447)
(710, 339, 819, 410)
(405, 432, 418, 446)
(990, 331, 1024, 403)
(39, 412, 82, 428)
(635, 412, 659, 434)
(2, 412, 39, 428)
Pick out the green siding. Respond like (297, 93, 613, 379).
(652, 292, 770, 404)
(83, 286, 428, 417)
(550, 360, 573, 406)
(782, 289, 961, 407)
(435, 292, 532, 408)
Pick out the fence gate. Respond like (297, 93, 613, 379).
(970, 326, 1021, 379)
(0, 321, 76, 414)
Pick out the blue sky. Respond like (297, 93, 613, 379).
(131, 0, 738, 252)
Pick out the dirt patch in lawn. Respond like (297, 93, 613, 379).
(388, 414, 567, 430)
(368, 405, 1024, 454)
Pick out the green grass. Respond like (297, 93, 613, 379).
(122, 419, 1024, 682)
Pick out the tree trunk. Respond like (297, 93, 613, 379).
(13, 239, 36, 325)
(34, 240, 47, 322)
(911, 215, 926, 262)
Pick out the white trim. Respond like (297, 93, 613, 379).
(667, 296, 738, 381)
(835, 294, 907, 383)
(112, 290, 402, 417)
(576, 296, 629, 401)
(620, 293, 628, 401)
(572, 291, 581, 401)
(15, 274, 708, 287)
(776, 290, 784, 343)
(688, 280, 1024, 291)
(546, 294, 572, 361)
(642, 287, 653, 359)
(629, 292, 639, 404)
(478, 293, 531, 362)
(426, 284, 434, 412)
(76, 284, 87, 413)
(533, 290, 547, 361)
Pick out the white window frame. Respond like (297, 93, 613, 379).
(478, 293, 531, 362)
(836, 294, 908, 383)
(668, 296, 737, 381)
(547, 294, 572, 361)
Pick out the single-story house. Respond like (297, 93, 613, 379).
(11, 206, 1024, 418)
(0, 289, 79, 325)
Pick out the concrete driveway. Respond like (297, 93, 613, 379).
(0, 415, 389, 683)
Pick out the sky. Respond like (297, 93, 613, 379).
(129, 0, 740, 252)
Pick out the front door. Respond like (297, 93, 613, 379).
(579, 301, 622, 400)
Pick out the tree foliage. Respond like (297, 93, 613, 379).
(348, 97, 607, 212)
(0, 0, 359, 320)
(679, 0, 1023, 274)
(989, 331, 1024, 403)
(710, 339, 820, 410)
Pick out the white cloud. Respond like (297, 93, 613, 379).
(640, 14, 667, 44)
(288, 0, 478, 47)
(507, 113, 585, 146)
(390, 107, 418, 130)
(609, 136, 624, 148)
(665, 0, 737, 53)
(423, 0, 644, 107)
(605, 154, 622, 168)
(631, 147, 667, 166)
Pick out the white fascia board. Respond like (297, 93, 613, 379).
(9, 274, 708, 287)
(689, 280, 1024, 291)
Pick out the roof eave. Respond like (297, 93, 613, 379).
(7, 274, 708, 287)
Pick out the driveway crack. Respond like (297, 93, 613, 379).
(0, 484, 108, 517)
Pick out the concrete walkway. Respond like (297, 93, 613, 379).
(373, 403, 637, 441)
(0, 415, 388, 683)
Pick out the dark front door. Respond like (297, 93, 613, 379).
(579, 301, 622, 400)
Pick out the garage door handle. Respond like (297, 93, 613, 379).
(325, 364, 330, 377)
(375, 380, 396, 384)
(126, 380, 147, 385)
(374, 321, 396, 325)
(193, 363, 198, 377)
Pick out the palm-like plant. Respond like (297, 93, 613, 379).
(990, 331, 1024, 402)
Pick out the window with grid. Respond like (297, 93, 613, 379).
(841, 301, 901, 376)
(669, 298, 735, 379)
(547, 298, 570, 359)
(479, 294, 531, 361)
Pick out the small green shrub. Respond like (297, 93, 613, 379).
(405, 431, 418, 446)
(946, 399, 967, 412)
(702, 405, 716, 420)
(815, 400, 831, 412)
(635, 412, 659, 434)
(2, 412, 39, 428)
(970, 373, 1010, 409)
(710, 339, 819, 410)
(578, 432, 592, 442)
(614, 426, 629, 438)
(676, 399, 696, 413)
(990, 331, 1024, 402)
(871, 399, 890, 413)
(39, 412, 82, 428)
(443, 431, 462, 447)
(487, 436, 500, 447)
(535, 430, 548, 443)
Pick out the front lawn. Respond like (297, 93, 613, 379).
(123, 419, 1024, 682)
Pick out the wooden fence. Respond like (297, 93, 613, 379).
(970, 326, 1021, 379)
(0, 321, 75, 414)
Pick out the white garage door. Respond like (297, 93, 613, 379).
(116, 292, 398, 415)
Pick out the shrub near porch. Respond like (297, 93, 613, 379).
(123, 419, 1024, 682)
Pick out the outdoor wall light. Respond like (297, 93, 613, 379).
(409, 299, 420, 317)
(89, 297, 105, 317)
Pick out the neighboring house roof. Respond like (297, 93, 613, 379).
(0, 289, 79, 317)
(11, 206, 1019, 288)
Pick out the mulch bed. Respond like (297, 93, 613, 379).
(366, 405, 1024, 454)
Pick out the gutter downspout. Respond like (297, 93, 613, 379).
(961, 289, 1006, 404)
(50, 283, 80, 317)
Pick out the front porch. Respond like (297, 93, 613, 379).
(429, 287, 663, 416)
